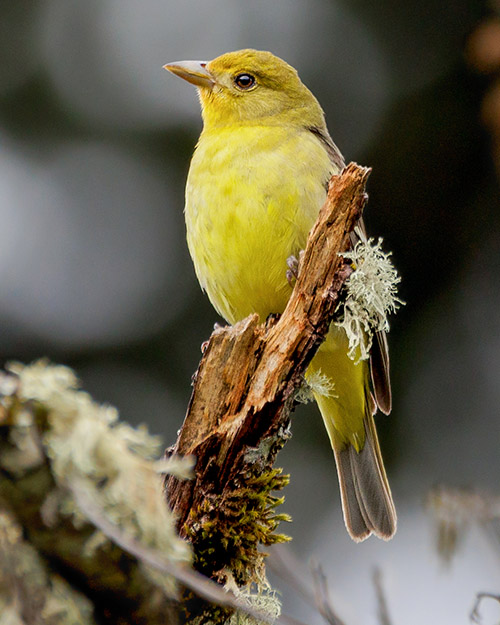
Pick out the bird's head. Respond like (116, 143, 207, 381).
(164, 49, 325, 129)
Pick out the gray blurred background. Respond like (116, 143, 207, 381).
(2, 1, 500, 623)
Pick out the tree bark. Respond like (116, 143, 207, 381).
(165, 162, 370, 585)
(0, 162, 370, 625)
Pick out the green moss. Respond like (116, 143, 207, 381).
(185, 467, 291, 587)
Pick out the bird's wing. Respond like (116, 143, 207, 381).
(308, 125, 392, 415)
(307, 125, 345, 172)
(308, 126, 392, 414)
(369, 329, 392, 414)
(349, 201, 392, 415)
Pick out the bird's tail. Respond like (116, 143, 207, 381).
(309, 332, 396, 541)
(332, 411, 397, 541)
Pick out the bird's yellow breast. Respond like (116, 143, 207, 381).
(185, 125, 333, 323)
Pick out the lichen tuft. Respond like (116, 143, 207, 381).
(336, 238, 403, 362)
(4, 360, 193, 596)
(297, 370, 337, 404)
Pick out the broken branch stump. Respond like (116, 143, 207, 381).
(165, 163, 371, 585)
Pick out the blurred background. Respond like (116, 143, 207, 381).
(2, 0, 500, 623)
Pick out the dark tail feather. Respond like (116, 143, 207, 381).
(334, 413, 397, 542)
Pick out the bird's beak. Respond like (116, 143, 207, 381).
(163, 60, 215, 89)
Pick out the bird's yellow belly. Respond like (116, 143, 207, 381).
(185, 126, 332, 324)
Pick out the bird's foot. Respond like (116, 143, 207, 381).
(338, 259, 354, 282)
(286, 251, 304, 286)
(200, 323, 224, 353)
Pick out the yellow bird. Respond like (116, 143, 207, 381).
(165, 49, 396, 541)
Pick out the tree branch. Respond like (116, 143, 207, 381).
(0, 162, 370, 625)
(165, 162, 370, 585)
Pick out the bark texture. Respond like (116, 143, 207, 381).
(165, 163, 370, 584)
(0, 163, 370, 625)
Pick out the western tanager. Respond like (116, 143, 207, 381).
(165, 49, 396, 541)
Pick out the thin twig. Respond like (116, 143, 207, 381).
(269, 547, 347, 625)
(310, 561, 347, 625)
(373, 567, 393, 625)
(268, 546, 319, 610)
(72, 482, 310, 625)
(470, 592, 500, 624)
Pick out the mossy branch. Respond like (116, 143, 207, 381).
(0, 162, 370, 625)
(165, 163, 370, 586)
(0, 363, 279, 625)
(0, 363, 189, 625)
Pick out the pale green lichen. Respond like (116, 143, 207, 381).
(6, 359, 193, 596)
(0, 605, 25, 625)
(297, 370, 337, 404)
(0, 509, 96, 625)
(190, 580, 282, 625)
(337, 238, 403, 362)
(226, 583, 281, 625)
(40, 576, 96, 625)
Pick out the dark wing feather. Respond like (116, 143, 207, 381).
(369, 330, 392, 414)
(309, 123, 392, 413)
(348, 218, 392, 414)
(307, 125, 345, 172)
(348, 219, 392, 414)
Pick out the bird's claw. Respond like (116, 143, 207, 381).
(286, 251, 304, 286)
(338, 260, 354, 282)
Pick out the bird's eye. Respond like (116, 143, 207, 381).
(234, 73, 256, 90)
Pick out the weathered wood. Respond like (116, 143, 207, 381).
(165, 163, 370, 584)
